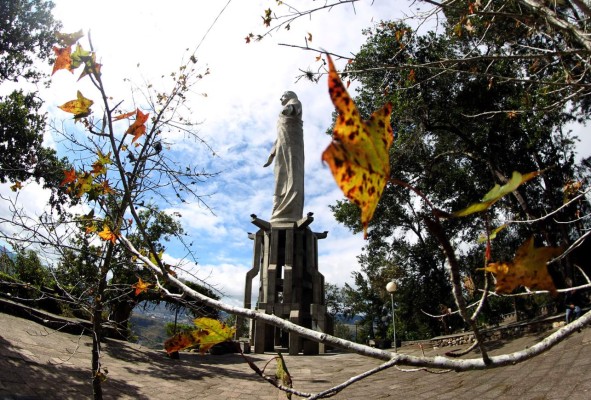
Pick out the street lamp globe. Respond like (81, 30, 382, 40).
(385, 281, 397, 352)
(386, 281, 397, 293)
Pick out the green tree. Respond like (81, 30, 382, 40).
(324, 282, 345, 318)
(330, 20, 580, 338)
(0, 247, 15, 275)
(0, 0, 69, 207)
(12, 245, 51, 286)
(0, 0, 59, 82)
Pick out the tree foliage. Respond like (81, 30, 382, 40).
(326, 17, 587, 338)
(0, 0, 68, 206)
(0, 0, 60, 82)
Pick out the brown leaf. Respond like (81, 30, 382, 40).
(483, 237, 562, 295)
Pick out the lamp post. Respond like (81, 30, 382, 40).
(386, 281, 397, 352)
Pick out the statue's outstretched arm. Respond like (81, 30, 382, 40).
(263, 141, 276, 167)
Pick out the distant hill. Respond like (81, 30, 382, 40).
(130, 313, 168, 349)
(0, 245, 16, 261)
(131, 302, 194, 349)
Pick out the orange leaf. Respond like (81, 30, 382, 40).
(483, 237, 562, 295)
(52, 46, 72, 75)
(113, 110, 136, 121)
(98, 225, 118, 244)
(126, 109, 149, 143)
(10, 181, 22, 192)
(131, 277, 152, 296)
(164, 332, 198, 354)
(58, 91, 93, 120)
(100, 180, 114, 195)
(321, 54, 393, 239)
(60, 168, 77, 186)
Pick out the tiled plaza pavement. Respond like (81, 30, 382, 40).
(1, 312, 591, 399)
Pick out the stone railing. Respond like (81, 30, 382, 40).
(430, 313, 566, 348)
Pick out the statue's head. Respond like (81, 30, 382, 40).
(281, 91, 298, 105)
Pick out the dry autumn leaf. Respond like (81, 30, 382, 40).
(98, 225, 118, 244)
(563, 180, 583, 203)
(52, 46, 72, 75)
(56, 30, 84, 47)
(483, 237, 562, 295)
(58, 91, 93, 120)
(163, 317, 235, 354)
(132, 277, 152, 296)
(91, 151, 111, 176)
(10, 181, 22, 192)
(321, 54, 393, 239)
(275, 353, 293, 397)
(164, 332, 196, 354)
(85, 223, 97, 234)
(453, 170, 543, 217)
(113, 110, 136, 121)
(126, 109, 150, 143)
(60, 168, 77, 186)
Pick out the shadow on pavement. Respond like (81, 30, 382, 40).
(0, 334, 146, 399)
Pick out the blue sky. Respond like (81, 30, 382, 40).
(2, 1, 590, 307)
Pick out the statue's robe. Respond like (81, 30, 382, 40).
(270, 98, 304, 222)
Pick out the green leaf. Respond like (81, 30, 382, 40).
(453, 171, 542, 217)
(275, 352, 292, 398)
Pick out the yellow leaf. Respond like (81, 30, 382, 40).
(483, 237, 562, 295)
(85, 223, 97, 234)
(477, 224, 507, 244)
(275, 352, 293, 396)
(193, 317, 236, 354)
(56, 30, 84, 47)
(453, 170, 543, 217)
(321, 54, 393, 239)
(131, 277, 152, 296)
(97, 225, 118, 244)
(163, 317, 235, 354)
(91, 151, 111, 176)
(58, 91, 93, 120)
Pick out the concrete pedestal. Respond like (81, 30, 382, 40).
(240, 213, 332, 354)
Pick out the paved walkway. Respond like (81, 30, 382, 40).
(1, 312, 591, 399)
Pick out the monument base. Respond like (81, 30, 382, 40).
(240, 214, 332, 355)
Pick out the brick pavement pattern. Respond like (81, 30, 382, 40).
(1, 312, 591, 399)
